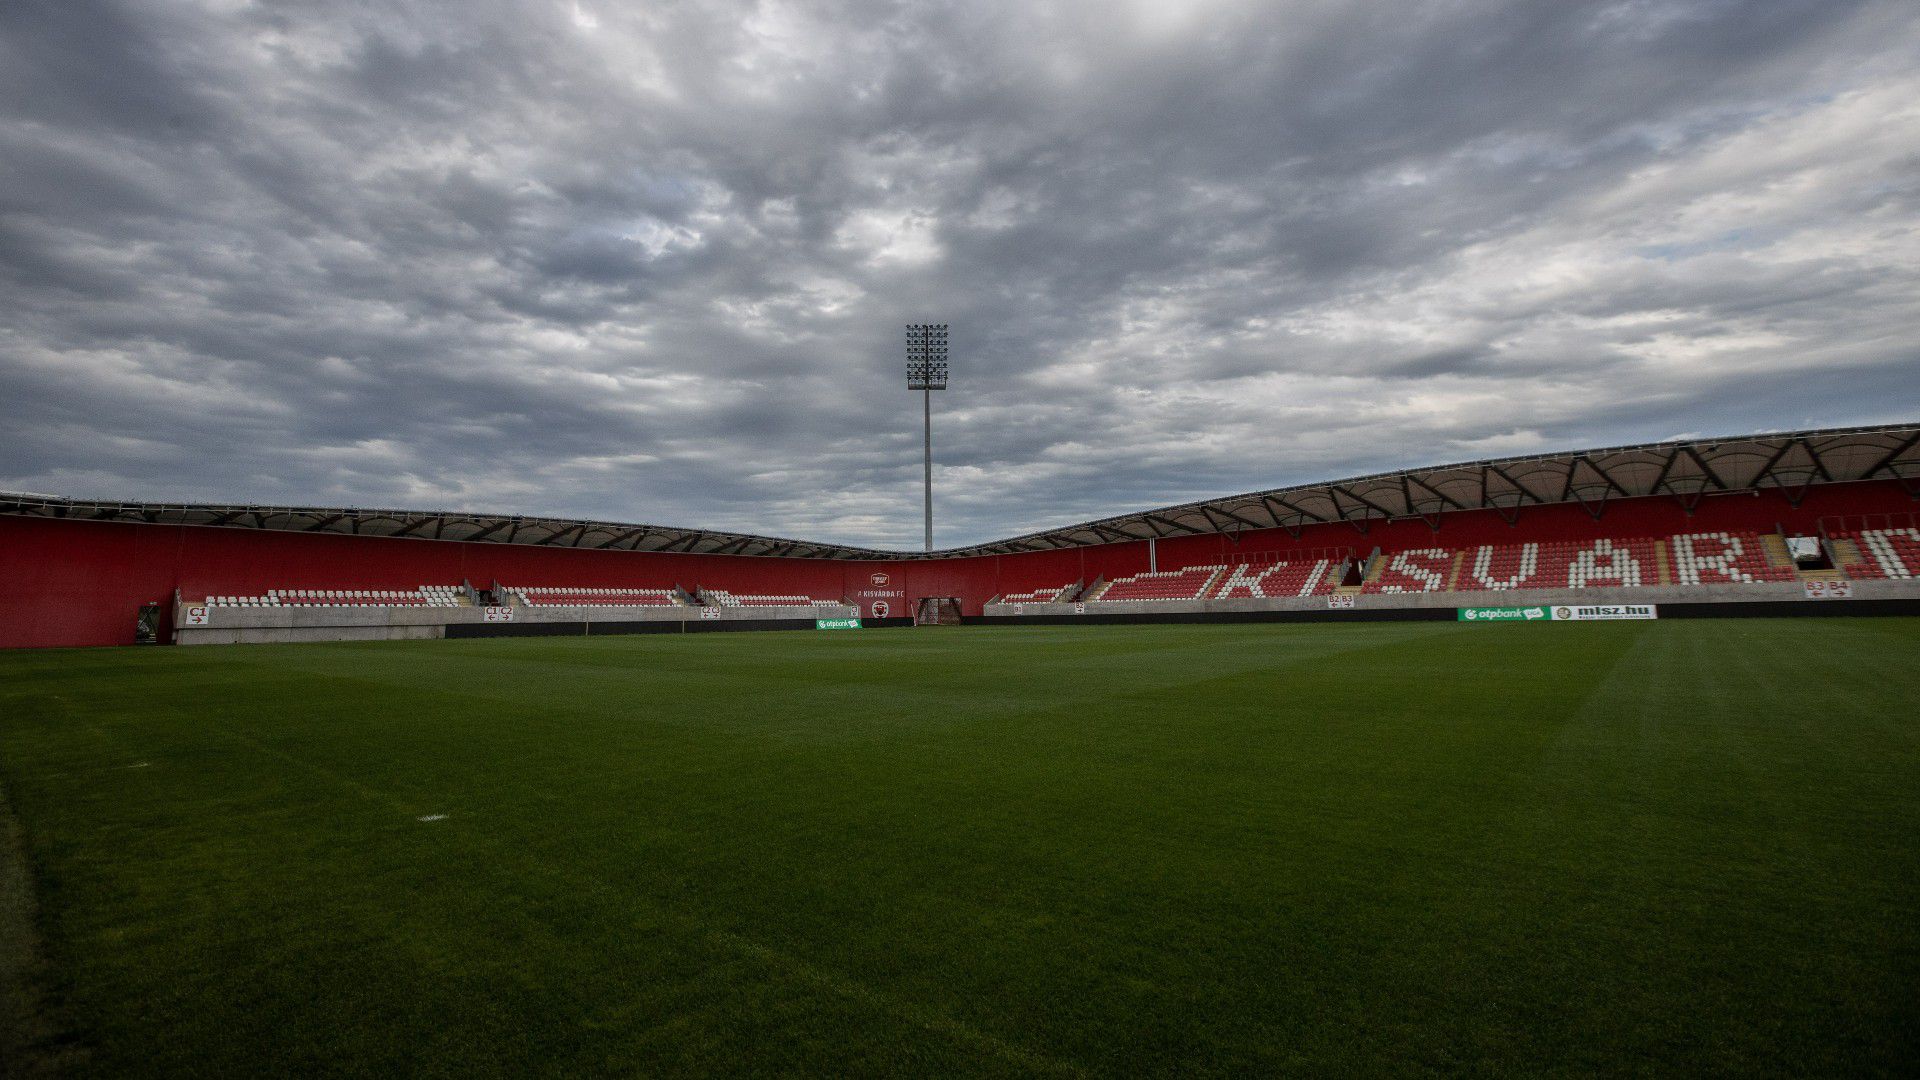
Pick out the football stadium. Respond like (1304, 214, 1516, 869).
(7, 1, 1920, 1076)
(4, 426, 1919, 1075)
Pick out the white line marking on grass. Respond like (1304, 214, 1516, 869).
(416, 814, 448, 822)
(126, 762, 151, 769)
(711, 929, 1090, 1077)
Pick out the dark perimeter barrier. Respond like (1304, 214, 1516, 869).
(446, 615, 921, 639)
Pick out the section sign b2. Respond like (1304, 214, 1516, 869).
(1459, 604, 1659, 622)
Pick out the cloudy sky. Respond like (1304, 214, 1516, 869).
(3, 0, 1917, 548)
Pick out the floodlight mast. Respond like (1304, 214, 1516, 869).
(906, 324, 949, 552)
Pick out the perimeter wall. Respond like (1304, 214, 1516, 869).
(2, 479, 1913, 648)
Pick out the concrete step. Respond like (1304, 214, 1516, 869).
(1759, 533, 1797, 569)
(1831, 538, 1868, 573)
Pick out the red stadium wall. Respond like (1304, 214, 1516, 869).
(2, 479, 1913, 648)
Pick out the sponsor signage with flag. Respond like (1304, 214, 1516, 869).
(1460, 604, 1659, 622)
(1550, 605, 1658, 621)
(815, 618, 862, 630)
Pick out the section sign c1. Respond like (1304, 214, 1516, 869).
(1458, 606, 1548, 622)
(815, 618, 862, 630)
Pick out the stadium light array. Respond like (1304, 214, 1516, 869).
(907, 324, 949, 551)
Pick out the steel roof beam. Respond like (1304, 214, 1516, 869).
(1404, 473, 1470, 512)
(1143, 513, 1205, 535)
(1330, 484, 1397, 520)
(1860, 430, 1920, 478)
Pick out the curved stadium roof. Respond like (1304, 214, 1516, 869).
(3, 424, 1916, 561)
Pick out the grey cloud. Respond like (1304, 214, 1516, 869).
(2, 0, 1918, 548)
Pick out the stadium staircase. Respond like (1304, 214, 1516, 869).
(1759, 533, 1798, 574)
(1360, 550, 1385, 587)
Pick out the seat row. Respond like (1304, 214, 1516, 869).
(509, 586, 679, 607)
(702, 590, 844, 607)
(202, 586, 464, 608)
(997, 584, 1077, 603)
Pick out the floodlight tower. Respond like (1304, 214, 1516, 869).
(906, 324, 949, 551)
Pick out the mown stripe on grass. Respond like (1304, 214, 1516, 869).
(181, 707, 1092, 1077)
(0, 777, 85, 1078)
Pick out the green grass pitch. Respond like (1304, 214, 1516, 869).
(2, 620, 1917, 1077)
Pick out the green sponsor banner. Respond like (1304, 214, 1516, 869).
(1457, 606, 1550, 622)
(1459, 604, 1659, 622)
(815, 618, 863, 630)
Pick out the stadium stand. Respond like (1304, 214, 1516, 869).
(1209, 559, 1340, 599)
(1832, 526, 1920, 579)
(702, 590, 844, 607)
(1449, 537, 1658, 591)
(1085, 530, 1824, 597)
(1352, 532, 1808, 592)
(1089, 565, 1227, 601)
(1362, 548, 1453, 594)
(1668, 532, 1798, 585)
(510, 586, 679, 606)
(206, 586, 464, 607)
(7, 426, 1919, 649)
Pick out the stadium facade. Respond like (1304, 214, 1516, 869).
(2, 424, 1916, 648)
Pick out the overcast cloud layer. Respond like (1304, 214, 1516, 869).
(3, 0, 1918, 548)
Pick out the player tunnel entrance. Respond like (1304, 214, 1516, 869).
(915, 597, 963, 625)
